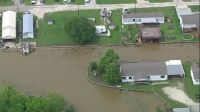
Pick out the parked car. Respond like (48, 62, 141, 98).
(31, 0, 36, 4)
(85, 0, 90, 3)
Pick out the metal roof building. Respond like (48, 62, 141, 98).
(172, 108, 190, 112)
(166, 60, 185, 77)
(23, 13, 34, 39)
(1, 10, 16, 40)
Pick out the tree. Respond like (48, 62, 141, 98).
(0, 86, 74, 112)
(64, 16, 97, 44)
(99, 49, 121, 84)
(90, 61, 97, 71)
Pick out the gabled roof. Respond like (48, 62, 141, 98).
(23, 13, 34, 36)
(181, 12, 200, 32)
(123, 13, 164, 19)
(176, 7, 192, 16)
(120, 62, 167, 80)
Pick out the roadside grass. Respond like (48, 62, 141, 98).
(189, 5, 200, 12)
(96, 0, 136, 4)
(0, 0, 14, 6)
(88, 62, 200, 108)
(183, 63, 200, 103)
(148, 0, 173, 3)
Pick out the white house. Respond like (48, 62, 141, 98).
(190, 64, 200, 85)
(1, 10, 16, 41)
(120, 62, 168, 83)
(122, 13, 165, 25)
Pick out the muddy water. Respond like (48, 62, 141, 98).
(0, 43, 199, 112)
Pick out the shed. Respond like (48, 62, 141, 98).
(166, 60, 185, 78)
(95, 25, 106, 34)
(23, 13, 34, 39)
(1, 10, 16, 40)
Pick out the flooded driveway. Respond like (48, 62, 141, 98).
(0, 43, 199, 112)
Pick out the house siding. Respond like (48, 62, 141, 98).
(190, 70, 200, 85)
(122, 17, 164, 25)
(122, 76, 134, 82)
(149, 75, 168, 81)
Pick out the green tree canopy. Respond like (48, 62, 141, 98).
(99, 49, 121, 84)
(0, 86, 75, 112)
(64, 16, 97, 44)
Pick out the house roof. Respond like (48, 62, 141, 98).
(181, 12, 200, 32)
(23, 13, 34, 38)
(172, 108, 190, 112)
(191, 64, 200, 79)
(1, 10, 16, 39)
(189, 105, 200, 112)
(176, 7, 192, 16)
(166, 60, 185, 75)
(141, 25, 161, 39)
(122, 13, 164, 19)
(120, 62, 167, 80)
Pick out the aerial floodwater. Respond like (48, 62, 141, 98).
(0, 43, 199, 112)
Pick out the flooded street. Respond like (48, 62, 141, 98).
(0, 43, 199, 112)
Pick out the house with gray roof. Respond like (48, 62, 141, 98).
(120, 60, 184, 83)
(122, 13, 165, 25)
(23, 12, 34, 39)
(189, 105, 200, 112)
(190, 64, 200, 85)
(120, 61, 168, 83)
(166, 60, 185, 78)
(176, 7, 200, 34)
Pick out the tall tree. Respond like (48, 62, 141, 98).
(99, 49, 121, 84)
(64, 16, 97, 44)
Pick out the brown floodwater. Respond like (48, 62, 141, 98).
(0, 43, 199, 112)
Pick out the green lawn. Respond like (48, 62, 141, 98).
(189, 5, 200, 12)
(33, 9, 123, 46)
(96, 0, 136, 4)
(0, 0, 13, 6)
(149, 0, 173, 3)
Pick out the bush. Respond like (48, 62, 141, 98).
(90, 61, 97, 71)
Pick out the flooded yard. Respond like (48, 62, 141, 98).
(0, 43, 199, 112)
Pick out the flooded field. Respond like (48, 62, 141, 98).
(0, 43, 199, 112)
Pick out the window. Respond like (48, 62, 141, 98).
(147, 76, 150, 79)
(133, 19, 135, 22)
(129, 77, 132, 79)
(122, 77, 126, 80)
(160, 75, 165, 78)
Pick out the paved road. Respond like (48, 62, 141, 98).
(0, 1, 199, 18)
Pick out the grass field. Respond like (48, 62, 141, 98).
(96, 0, 136, 4)
(0, 0, 13, 6)
(189, 5, 200, 12)
(149, 0, 173, 3)
(33, 9, 123, 46)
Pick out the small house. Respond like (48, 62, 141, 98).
(95, 25, 107, 34)
(120, 62, 168, 83)
(166, 60, 185, 79)
(190, 64, 200, 85)
(23, 12, 34, 39)
(1, 10, 16, 42)
(176, 7, 200, 34)
(122, 13, 164, 25)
